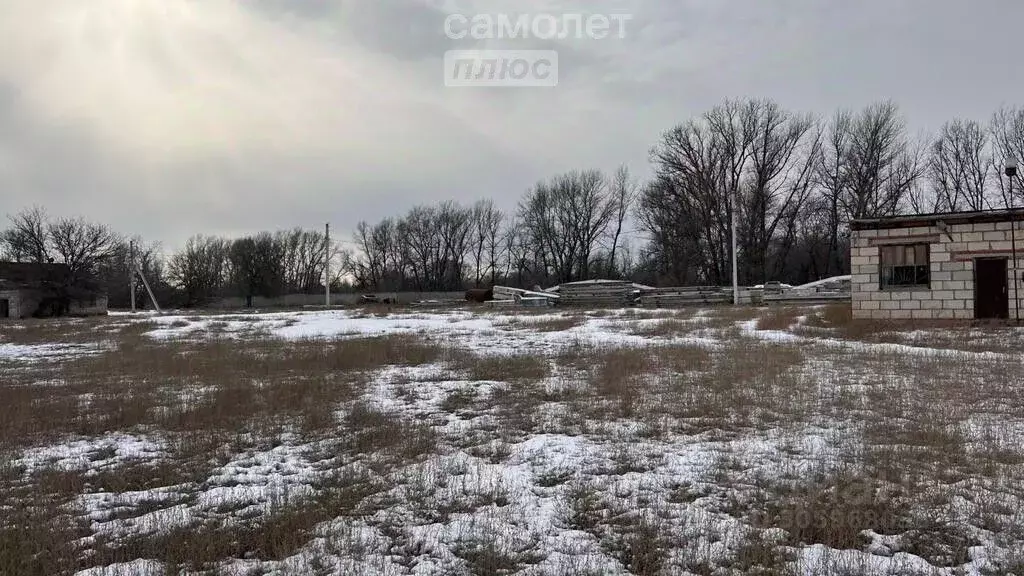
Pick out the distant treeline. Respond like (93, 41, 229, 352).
(4, 98, 1024, 307)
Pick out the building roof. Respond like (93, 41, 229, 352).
(851, 208, 1024, 231)
(0, 262, 71, 288)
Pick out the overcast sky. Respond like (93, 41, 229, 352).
(0, 0, 1021, 251)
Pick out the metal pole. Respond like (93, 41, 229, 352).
(1012, 175, 1019, 324)
(129, 241, 137, 312)
(325, 223, 331, 307)
(731, 190, 740, 306)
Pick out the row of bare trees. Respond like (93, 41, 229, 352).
(0, 210, 331, 308)
(166, 229, 330, 306)
(347, 169, 637, 291)
(6, 100, 1024, 302)
(0, 207, 133, 293)
(638, 99, 1024, 286)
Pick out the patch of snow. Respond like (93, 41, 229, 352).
(18, 434, 165, 473)
(0, 342, 105, 362)
(792, 275, 852, 291)
(77, 440, 326, 542)
(74, 559, 164, 576)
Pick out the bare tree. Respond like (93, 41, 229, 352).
(167, 235, 230, 307)
(928, 119, 992, 212)
(436, 201, 472, 290)
(278, 228, 329, 294)
(351, 219, 398, 290)
(229, 232, 288, 305)
(647, 100, 761, 285)
(991, 106, 1024, 208)
(1, 206, 50, 263)
(502, 218, 530, 287)
(841, 101, 924, 219)
(469, 200, 504, 287)
(400, 206, 440, 290)
(813, 110, 854, 276)
(606, 166, 638, 278)
(636, 175, 704, 285)
(519, 169, 616, 284)
(48, 217, 118, 287)
(707, 100, 761, 283)
(741, 100, 820, 283)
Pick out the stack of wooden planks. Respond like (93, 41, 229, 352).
(558, 281, 637, 307)
(636, 287, 733, 308)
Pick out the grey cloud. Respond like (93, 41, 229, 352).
(1, 0, 1022, 251)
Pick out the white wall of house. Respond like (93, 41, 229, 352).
(851, 220, 1023, 320)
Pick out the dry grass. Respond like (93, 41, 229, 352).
(344, 402, 438, 460)
(756, 306, 802, 331)
(627, 318, 697, 338)
(756, 469, 913, 550)
(461, 353, 551, 382)
(4, 308, 1024, 574)
(0, 317, 111, 345)
(0, 333, 451, 450)
(796, 303, 1024, 354)
(516, 315, 586, 332)
(569, 338, 811, 434)
(91, 467, 383, 572)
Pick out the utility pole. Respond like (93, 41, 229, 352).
(128, 242, 161, 313)
(136, 261, 162, 314)
(129, 241, 137, 312)
(731, 190, 740, 306)
(325, 223, 331, 307)
(1007, 157, 1019, 324)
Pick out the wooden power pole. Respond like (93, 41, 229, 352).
(325, 223, 331, 307)
(129, 241, 137, 312)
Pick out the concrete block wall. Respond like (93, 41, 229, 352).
(0, 289, 44, 319)
(0, 290, 108, 319)
(851, 221, 1024, 320)
(0, 290, 22, 319)
(68, 295, 109, 317)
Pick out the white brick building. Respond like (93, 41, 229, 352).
(0, 262, 108, 320)
(850, 209, 1024, 321)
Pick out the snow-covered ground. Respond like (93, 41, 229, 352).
(2, 306, 1023, 575)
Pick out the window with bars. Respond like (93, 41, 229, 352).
(880, 244, 930, 289)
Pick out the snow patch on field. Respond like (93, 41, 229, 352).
(18, 434, 165, 473)
(74, 559, 164, 576)
(0, 342, 105, 362)
(10, 307, 1023, 575)
(74, 440, 327, 543)
(143, 310, 692, 354)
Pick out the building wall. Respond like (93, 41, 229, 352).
(0, 289, 46, 319)
(0, 290, 22, 319)
(851, 220, 1023, 320)
(0, 290, 108, 319)
(69, 295, 109, 317)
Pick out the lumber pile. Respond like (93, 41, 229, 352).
(559, 281, 637, 307)
(764, 291, 850, 303)
(764, 275, 851, 303)
(492, 286, 559, 305)
(636, 287, 733, 308)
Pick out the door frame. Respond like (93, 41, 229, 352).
(973, 257, 1009, 320)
